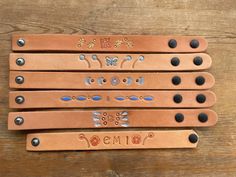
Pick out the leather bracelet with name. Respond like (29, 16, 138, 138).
(10, 53, 211, 71)
(12, 34, 207, 52)
(10, 71, 215, 90)
(9, 90, 216, 108)
(26, 130, 199, 151)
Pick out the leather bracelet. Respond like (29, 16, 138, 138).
(10, 71, 215, 90)
(12, 34, 207, 52)
(10, 53, 212, 71)
(26, 130, 199, 151)
(9, 90, 216, 108)
(8, 109, 217, 130)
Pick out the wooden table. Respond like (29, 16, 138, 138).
(0, 0, 235, 176)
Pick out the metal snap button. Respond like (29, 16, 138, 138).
(15, 76, 24, 84)
(16, 58, 25, 66)
(17, 38, 25, 47)
(15, 96, 25, 104)
(14, 116, 24, 125)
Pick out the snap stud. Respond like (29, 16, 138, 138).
(16, 58, 25, 66)
(17, 38, 25, 47)
(172, 76, 181, 85)
(193, 56, 203, 65)
(171, 57, 180, 66)
(195, 76, 205, 85)
(196, 94, 206, 103)
(198, 113, 208, 123)
(190, 39, 199, 48)
(173, 94, 183, 103)
(168, 39, 177, 48)
(15, 76, 24, 84)
(15, 96, 25, 104)
(175, 113, 184, 123)
(188, 134, 198, 143)
(14, 116, 24, 125)
(31, 138, 40, 146)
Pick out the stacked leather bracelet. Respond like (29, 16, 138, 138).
(8, 35, 217, 151)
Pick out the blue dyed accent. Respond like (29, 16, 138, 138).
(129, 96, 139, 101)
(92, 95, 102, 101)
(115, 96, 125, 101)
(144, 96, 154, 101)
(77, 96, 86, 101)
(61, 96, 72, 101)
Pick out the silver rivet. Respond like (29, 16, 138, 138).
(92, 55, 97, 60)
(14, 117, 24, 125)
(15, 96, 25, 104)
(16, 58, 25, 66)
(17, 38, 25, 47)
(31, 138, 40, 146)
(15, 76, 24, 84)
(79, 54, 85, 60)
(139, 55, 144, 61)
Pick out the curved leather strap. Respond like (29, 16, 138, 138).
(26, 130, 199, 151)
(12, 34, 207, 52)
(10, 71, 215, 90)
(8, 109, 217, 130)
(9, 53, 212, 71)
(9, 90, 216, 108)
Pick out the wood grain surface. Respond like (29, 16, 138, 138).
(0, 0, 236, 176)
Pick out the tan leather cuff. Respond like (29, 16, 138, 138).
(8, 109, 217, 130)
(12, 34, 207, 52)
(9, 90, 216, 108)
(26, 130, 199, 151)
(10, 53, 212, 71)
(10, 71, 215, 90)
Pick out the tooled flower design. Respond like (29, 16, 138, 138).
(77, 38, 86, 47)
(132, 134, 142, 144)
(89, 135, 100, 146)
(114, 38, 133, 48)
